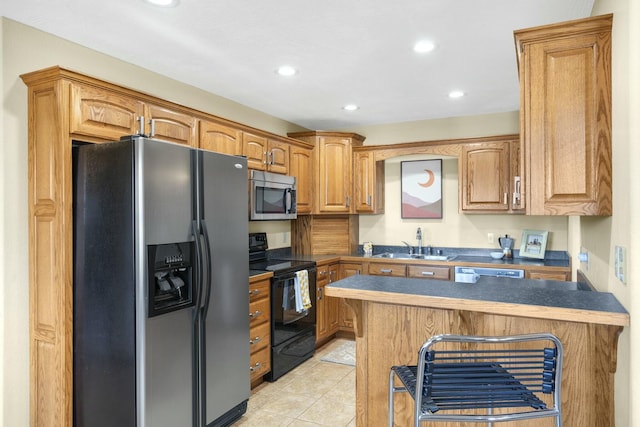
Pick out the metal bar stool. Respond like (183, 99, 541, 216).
(389, 333, 562, 427)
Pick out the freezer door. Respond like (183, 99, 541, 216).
(138, 139, 195, 427)
(197, 150, 250, 425)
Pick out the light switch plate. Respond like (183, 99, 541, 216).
(614, 246, 627, 284)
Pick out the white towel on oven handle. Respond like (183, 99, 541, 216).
(294, 269, 311, 312)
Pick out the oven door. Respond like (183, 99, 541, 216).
(271, 270, 316, 347)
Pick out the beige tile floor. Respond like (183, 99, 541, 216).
(235, 338, 356, 427)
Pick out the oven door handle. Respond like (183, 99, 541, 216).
(282, 309, 309, 325)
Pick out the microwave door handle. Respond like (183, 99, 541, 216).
(285, 188, 292, 213)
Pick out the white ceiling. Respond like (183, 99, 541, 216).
(1, 0, 594, 130)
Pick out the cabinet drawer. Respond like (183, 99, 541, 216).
(249, 280, 270, 303)
(407, 265, 451, 280)
(249, 298, 270, 327)
(367, 262, 406, 277)
(249, 322, 270, 354)
(249, 347, 271, 381)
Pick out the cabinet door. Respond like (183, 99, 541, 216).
(460, 142, 510, 211)
(70, 82, 144, 140)
(289, 145, 313, 214)
(318, 137, 352, 213)
(517, 15, 612, 215)
(199, 120, 243, 155)
(146, 103, 197, 147)
(354, 151, 385, 214)
(316, 265, 331, 341)
(326, 264, 341, 334)
(338, 262, 362, 331)
(267, 139, 289, 175)
(243, 132, 267, 170)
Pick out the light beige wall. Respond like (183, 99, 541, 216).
(0, 17, 307, 427)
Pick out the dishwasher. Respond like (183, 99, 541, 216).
(454, 266, 524, 283)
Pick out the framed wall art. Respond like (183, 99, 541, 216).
(401, 159, 442, 219)
(519, 229, 548, 259)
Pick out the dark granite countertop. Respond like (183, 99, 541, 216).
(325, 274, 629, 326)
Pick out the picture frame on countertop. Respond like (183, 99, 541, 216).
(401, 159, 443, 219)
(519, 229, 548, 259)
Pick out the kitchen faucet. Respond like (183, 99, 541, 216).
(401, 241, 413, 255)
(416, 227, 423, 255)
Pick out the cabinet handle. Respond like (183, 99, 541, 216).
(249, 310, 262, 319)
(367, 195, 372, 206)
(267, 151, 273, 165)
(137, 116, 145, 135)
(504, 192, 508, 205)
(421, 271, 435, 276)
(249, 362, 263, 372)
(380, 268, 392, 274)
(148, 118, 156, 137)
(329, 270, 335, 282)
(249, 336, 262, 345)
(249, 289, 262, 297)
(346, 195, 351, 208)
(317, 287, 323, 300)
(513, 176, 521, 206)
(263, 151, 269, 165)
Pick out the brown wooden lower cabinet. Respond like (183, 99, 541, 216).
(316, 263, 340, 346)
(249, 275, 271, 387)
(526, 270, 570, 281)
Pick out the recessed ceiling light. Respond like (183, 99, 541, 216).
(276, 66, 298, 77)
(413, 40, 435, 53)
(343, 104, 359, 111)
(145, 0, 179, 6)
(448, 90, 465, 99)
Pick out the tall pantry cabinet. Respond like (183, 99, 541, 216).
(515, 14, 612, 215)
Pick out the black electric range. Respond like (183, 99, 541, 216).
(248, 232, 317, 381)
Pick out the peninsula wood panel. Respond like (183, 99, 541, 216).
(362, 302, 622, 427)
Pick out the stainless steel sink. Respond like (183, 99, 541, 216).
(373, 253, 456, 261)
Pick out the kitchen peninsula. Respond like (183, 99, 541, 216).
(325, 275, 629, 427)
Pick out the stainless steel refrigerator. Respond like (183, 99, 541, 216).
(73, 136, 249, 427)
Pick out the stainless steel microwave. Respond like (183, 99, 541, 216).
(249, 170, 297, 220)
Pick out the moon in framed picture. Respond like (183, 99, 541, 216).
(418, 169, 435, 188)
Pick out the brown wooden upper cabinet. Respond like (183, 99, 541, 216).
(70, 82, 198, 146)
(288, 131, 365, 214)
(289, 144, 314, 214)
(459, 136, 523, 213)
(515, 14, 612, 215)
(199, 120, 243, 155)
(353, 149, 385, 214)
(244, 132, 290, 174)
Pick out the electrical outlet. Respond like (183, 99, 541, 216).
(488, 233, 494, 244)
(615, 246, 627, 284)
(579, 247, 589, 271)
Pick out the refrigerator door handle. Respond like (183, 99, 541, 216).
(191, 220, 204, 321)
(200, 219, 213, 318)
